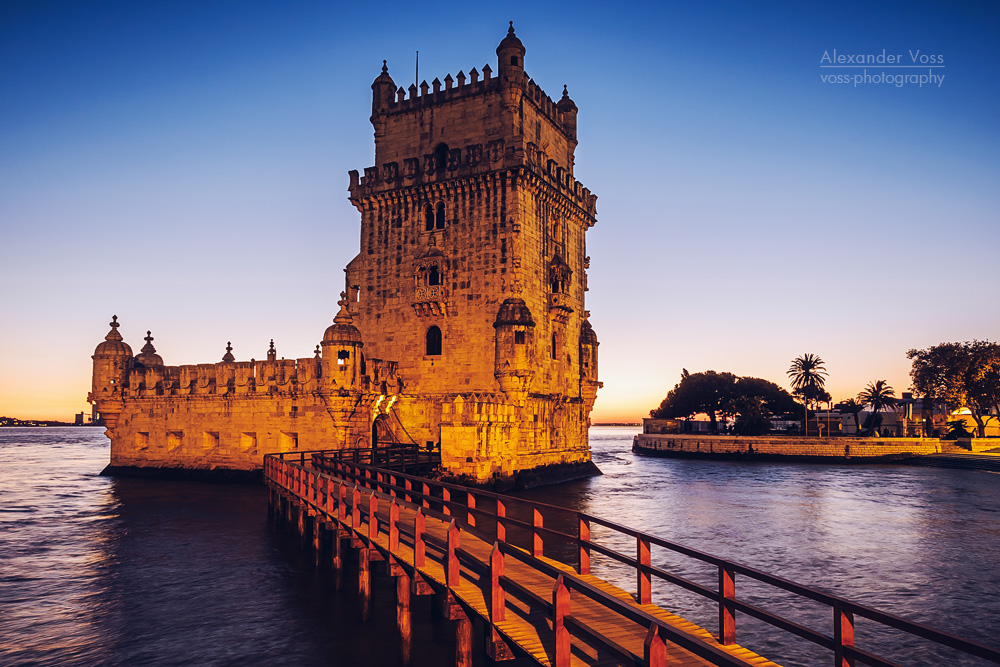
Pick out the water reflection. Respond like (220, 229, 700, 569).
(2, 427, 999, 666)
(516, 427, 1000, 666)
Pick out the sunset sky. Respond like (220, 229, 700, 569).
(2, 1, 998, 422)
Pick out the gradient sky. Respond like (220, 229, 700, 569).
(2, 0, 998, 421)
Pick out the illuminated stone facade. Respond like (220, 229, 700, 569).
(89, 25, 602, 481)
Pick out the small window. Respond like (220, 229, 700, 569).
(337, 349, 350, 365)
(435, 202, 445, 230)
(434, 143, 448, 172)
(551, 278, 562, 293)
(426, 325, 442, 356)
(424, 204, 434, 231)
(514, 330, 525, 345)
(510, 56, 518, 67)
(428, 265, 441, 286)
(551, 333, 558, 360)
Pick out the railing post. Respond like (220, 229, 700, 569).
(389, 498, 400, 552)
(404, 478, 413, 504)
(637, 533, 651, 605)
(489, 542, 505, 622)
(552, 574, 570, 667)
(388, 474, 397, 498)
(467, 492, 476, 528)
(533, 507, 543, 558)
(578, 517, 590, 575)
(496, 499, 506, 543)
(719, 564, 736, 645)
(338, 482, 347, 523)
(442, 487, 451, 516)
(644, 624, 667, 667)
(325, 476, 335, 516)
(834, 602, 855, 667)
(352, 485, 361, 530)
(369, 491, 379, 542)
(413, 508, 426, 568)
(421, 482, 430, 509)
(446, 519, 460, 588)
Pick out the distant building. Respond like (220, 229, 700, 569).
(89, 26, 602, 481)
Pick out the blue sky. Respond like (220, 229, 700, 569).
(1, 0, 998, 420)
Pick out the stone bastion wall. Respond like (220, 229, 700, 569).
(632, 433, 944, 460)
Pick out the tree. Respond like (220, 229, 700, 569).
(651, 371, 799, 434)
(907, 340, 1000, 438)
(787, 353, 828, 435)
(650, 370, 737, 432)
(857, 380, 896, 436)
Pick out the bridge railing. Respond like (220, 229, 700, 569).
(269, 453, 1000, 667)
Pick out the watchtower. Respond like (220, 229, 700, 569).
(345, 24, 602, 478)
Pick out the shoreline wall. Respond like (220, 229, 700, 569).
(632, 433, 943, 461)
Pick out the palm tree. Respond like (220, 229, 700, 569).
(857, 380, 896, 436)
(787, 354, 828, 435)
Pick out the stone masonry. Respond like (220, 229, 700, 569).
(89, 25, 602, 482)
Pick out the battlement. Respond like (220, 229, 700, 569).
(348, 139, 597, 219)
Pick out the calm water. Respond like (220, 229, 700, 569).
(1, 427, 998, 666)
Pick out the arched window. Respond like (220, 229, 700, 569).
(428, 265, 441, 286)
(424, 204, 434, 232)
(426, 326, 442, 356)
(435, 202, 445, 229)
(514, 330, 525, 345)
(551, 332, 560, 360)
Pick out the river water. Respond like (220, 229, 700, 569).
(1, 426, 998, 666)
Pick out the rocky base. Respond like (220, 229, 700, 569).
(432, 459, 602, 492)
(100, 464, 262, 484)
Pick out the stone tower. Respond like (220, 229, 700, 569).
(345, 23, 602, 479)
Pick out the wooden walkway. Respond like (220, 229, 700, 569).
(265, 452, 1000, 667)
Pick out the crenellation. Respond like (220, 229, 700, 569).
(92, 26, 601, 481)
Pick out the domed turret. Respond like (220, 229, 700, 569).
(371, 60, 396, 115)
(494, 297, 535, 327)
(134, 331, 163, 367)
(496, 21, 525, 77)
(94, 315, 133, 358)
(493, 298, 535, 404)
(321, 292, 365, 388)
(579, 318, 599, 382)
(222, 341, 235, 363)
(90, 315, 133, 431)
(557, 85, 578, 138)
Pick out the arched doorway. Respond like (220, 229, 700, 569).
(371, 414, 395, 464)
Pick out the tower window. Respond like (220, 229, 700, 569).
(510, 56, 519, 67)
(424, 204, 434, 231)
(435, 202, 445, 230)
(434, 143, 449, 172)
(426, 326, 442, 356)
(428, 265, 441, 286)
(337, 350, 350, 365)
(551, 332, 560, 360)
(514, 330, 525, 345)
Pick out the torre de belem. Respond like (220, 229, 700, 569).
(89, 25, 602, 483)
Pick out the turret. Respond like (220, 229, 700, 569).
(90, 315, 133, 432)
(493, 298, 535, 404)
(371, 60, 395, 140)
(496, 21, 526, 80)
(579, 318, 599, 382)
(556, 85, 578, 140)
(321, 292, 365, 389)
(134, 331, 163, 367)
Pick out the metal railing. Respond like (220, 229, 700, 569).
(267, 453, 1000, 667)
